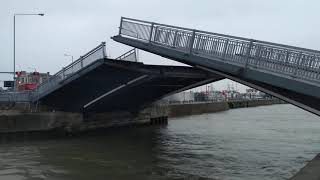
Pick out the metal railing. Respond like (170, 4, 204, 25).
(0, 91, 33, 102)
(115, 48, 138, 62)
(118, 17, 320, 83)
(34, 42, 107, 98)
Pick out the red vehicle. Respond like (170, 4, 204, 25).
(15, 71, 50, 91)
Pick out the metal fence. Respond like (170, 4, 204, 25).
(0, 91, 33, 102)
(118, 17, 320, 83)
(34, 42, 107, 98)
(115, 48, 138, 62)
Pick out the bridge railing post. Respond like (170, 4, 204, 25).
(101, 42, 106, 58)
(62, 68, 66, 79)
(153, 26, 159, 42)
(222, 39, 229, 58)
(149, 22, 155, 43)
(245, 40, 254, 68)
(293, 52, 303, 77)
(316, 58, 320, 79)
(254, 45, 261, 68)
(119, 17, 123, 35)
(189, 30, 196, 54)
(172, 30, 178, 47)
(283, 51, 290, 72)
(80, 56, 83, 68)
(195, 34, 201, 51)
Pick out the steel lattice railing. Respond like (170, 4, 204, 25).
(34, 42, 107, 99)
(118, 17, 320, 83)
(115, 48, 138, 62)
(0, 91, 33, 102)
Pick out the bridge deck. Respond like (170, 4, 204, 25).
(38, 59, 223, 112)
(112, 17, 320, 115)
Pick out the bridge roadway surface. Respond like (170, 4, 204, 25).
(112, 17, 320, 116)
(38, 58, 223, 112)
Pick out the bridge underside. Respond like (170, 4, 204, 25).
(38, 59, 223, 113)
(113, 36, 320, 115)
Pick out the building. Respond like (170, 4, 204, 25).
(164, 91, 195, 103)
(245, 88, 270, 99)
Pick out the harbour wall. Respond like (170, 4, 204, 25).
(0, 103, 168, 135)
(168, 101, 229, 117)
(228, 99, 284, 109)
(289, 153, 320, 180)
(168, 99, 285, 117)
(0, 99, 284, 135)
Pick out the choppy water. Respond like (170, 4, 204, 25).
(0, 104, 320, 180)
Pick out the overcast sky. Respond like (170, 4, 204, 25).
(1, 0, 320, 91)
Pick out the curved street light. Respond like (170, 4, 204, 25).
(64, 54, 74, 63)
(64, 54, 74, 73)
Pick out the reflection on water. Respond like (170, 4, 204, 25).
(0, 104, 320, 180)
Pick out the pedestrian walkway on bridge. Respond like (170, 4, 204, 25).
(112, 17, 320, 116)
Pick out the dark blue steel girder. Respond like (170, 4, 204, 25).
(38, 59, 223, 112)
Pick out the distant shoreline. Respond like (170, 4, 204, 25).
(168, 99, 285, 117)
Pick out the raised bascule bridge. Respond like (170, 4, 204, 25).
(0, 43, 224, 121)
(0, 17, 319, 179)
(111, 18, 320, 180)
(1, 17, 320, 124)
(33, 46, 222, 113)
(112, 17, 320, 116)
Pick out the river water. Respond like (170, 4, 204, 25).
(0, 104, 320, 180)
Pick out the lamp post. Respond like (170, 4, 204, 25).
(64, 54, 74, 63)
(64, 54, 74, 73)
(13, 13, 44, 90)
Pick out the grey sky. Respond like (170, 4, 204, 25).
(1, 0, 320, 91)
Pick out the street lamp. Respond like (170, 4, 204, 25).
(64, 54, 74, 73)
(13, 13, 44, 90)
(64, 54, 74, 63)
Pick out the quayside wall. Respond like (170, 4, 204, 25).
(0, 102, 168, 135)
(168, 101, 229, 117)
(0, 99, 284, 134)
(168, 99, 285, 117)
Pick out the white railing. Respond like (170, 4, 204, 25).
(0, 91, 33, 102)
(115, 48, 138, 62)
(118, 17, 320, 83)
(35, 42, 107, 98)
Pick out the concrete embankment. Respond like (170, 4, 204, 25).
(228, 99, 285, 109)
(0, 99, 284, 135)
(168, 101, 229, 117)
(290, 153, 320, 180)
(0, 102, 168, 136)
(168, 99, 285, 117)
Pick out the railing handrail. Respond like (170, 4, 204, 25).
(0, 90, 34, 102)
(34, 42, 106, 98)
(63, 42, 106, 71)
(115, 48, 136, 61)
(118, 17, 320, 84)
(121, 17, 320, 55)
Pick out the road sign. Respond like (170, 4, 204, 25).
(4, 81, 14, 87)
